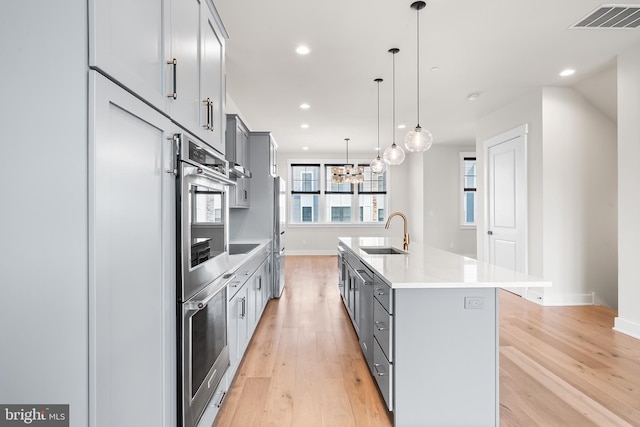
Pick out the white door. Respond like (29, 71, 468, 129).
(485, 125, 528, 295)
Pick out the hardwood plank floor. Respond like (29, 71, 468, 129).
(214, 256, 640, 426)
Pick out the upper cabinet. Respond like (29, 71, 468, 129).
(225, 114, 251, 177)
(89, 0, 227, 155)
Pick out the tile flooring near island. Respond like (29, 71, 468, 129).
(214, 256, 640, 427)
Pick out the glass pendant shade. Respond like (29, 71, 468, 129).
(370, 156, 387, 174)
(404, 125, 433, 152)
(404, 1, 433, 153)
(383, 143, 405, 165)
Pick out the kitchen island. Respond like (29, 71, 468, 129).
(338, 237, 551, 427)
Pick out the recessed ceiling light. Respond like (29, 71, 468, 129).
(301, 124, 309, 129)
(302, 146, 309, 151)
(296, 46, 310, 55)
(431, 66, 439, 72)
(300, 103, 310, 109)
(559, 69, 575, 77)
(467, 93, 480, 101)
(397, 124, 406, 129)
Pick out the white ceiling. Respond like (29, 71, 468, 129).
(214, 0, 640, 154)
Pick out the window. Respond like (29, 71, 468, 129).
(289, 161, 388, 224)
(460, 153, 476, 227)
(291, 164, 320, 223)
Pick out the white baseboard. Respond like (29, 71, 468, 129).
(523, 289, 595, 306)
(614, 317, 640, 340)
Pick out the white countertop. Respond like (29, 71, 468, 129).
(228, 239, 271, 271)
(339, 237, 551, 290)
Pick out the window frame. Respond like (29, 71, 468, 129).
(288, 159, 390, 226)
(460, 152, 477, 229)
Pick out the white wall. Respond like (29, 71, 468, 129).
(616, 47, 640, 338)
(476, 86, 618, 308)
(422, 145, 477, 256)
(476, 89, 544, 278)
(0, 0, 89, 423)
(541, 87, 618, 307)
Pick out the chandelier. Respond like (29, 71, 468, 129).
(331, 138, 364, 184)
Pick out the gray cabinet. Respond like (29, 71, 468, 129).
(90, 72, 176, 427)
(90, 0, 227, 154)
(228, 283, 248, 379)
(227, 115, 251, 208)
(226, 114, 250, 173)
(230, 177, 250, 208)
(226, 245, 271, 380)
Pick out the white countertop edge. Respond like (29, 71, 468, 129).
(391, 281, 553, 290)
(339, 236, 552, 290)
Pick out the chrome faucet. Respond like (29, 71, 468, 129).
(385, 211, 410, 251)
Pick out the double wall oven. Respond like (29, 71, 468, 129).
(175, 133, 235, 427)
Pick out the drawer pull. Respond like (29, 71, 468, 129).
(373, 363, 386, 376)
(374, 321, 387, 331)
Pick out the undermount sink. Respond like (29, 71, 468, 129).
(229, 243, 260, 255)
(360, 246, 408, 255)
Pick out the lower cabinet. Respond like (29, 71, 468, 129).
(226, 246, 271, 382)
(228, 284, 248, 378)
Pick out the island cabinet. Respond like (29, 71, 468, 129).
(89, 0, 227, 154)
(338, 237, 550, 427)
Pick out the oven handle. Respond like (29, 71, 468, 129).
(189, 165, 237, 186)
(184, 273, 237, 312)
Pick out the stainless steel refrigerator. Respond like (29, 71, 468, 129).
(273, 177, 286, 297)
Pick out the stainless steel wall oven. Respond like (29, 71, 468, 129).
(174, 133, 235, 427)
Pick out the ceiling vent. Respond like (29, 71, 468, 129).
(572, 5, 640, 29)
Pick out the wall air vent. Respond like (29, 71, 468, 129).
(572, 5, 640, 29)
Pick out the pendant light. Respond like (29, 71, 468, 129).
(332, 138, 364, 184)
(370, 78, 387, 174)
(404, 1, 433, 152)
(383, 48, 405, 165)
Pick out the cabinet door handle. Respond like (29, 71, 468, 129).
(203, 98, 211, 130)
(215, 391, 227, 408)
(167, 58, 177, 99)
(209, 100, 215, 131)
(374, 321, 387, 331)
(257, 277, 262, 290)
(243, 190, 248, 200)
(373, 363, 386, 376)
(240, 297, 246, 319)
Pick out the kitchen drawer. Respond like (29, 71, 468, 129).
(373, 298, 392, 362)
(373, 279, 392, 314)
(228, 246, 269, 299)
(373, 338, 393, 411)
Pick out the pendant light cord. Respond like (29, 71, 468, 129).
(392, 50, 396, 145)
(377, 80, 380, 154)
(416, 7, 420, 127)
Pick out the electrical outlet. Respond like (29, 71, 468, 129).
(464, 296, 484, 309)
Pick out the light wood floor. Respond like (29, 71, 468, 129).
(214, 256, 640, 426)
